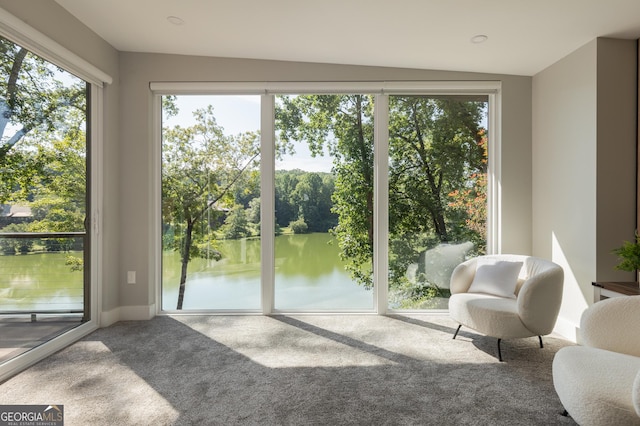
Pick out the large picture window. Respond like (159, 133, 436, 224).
(387, 95, 488, 309)
(161, 95, 261, 311)
(273, 94, 375, 311)
(156, 83, 497, 313)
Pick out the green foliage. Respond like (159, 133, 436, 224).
(275, 169, 337, 231)
(388, 97, 485, 244)
(613, 233, 640, 271)
(220, 205, 250, 239)
(65, 255, 83, 272)
(22, 132, 87, 252)
(195, 242, 222, 262)
(276, 94, 487, 298)
(290, 218, 309, 234)
(395, 280, 452, 309)
(0, 222, 33, 254)
(162, 104, 259, 259)
(0, 36, 86, 204)
(246, 197, 261, 224)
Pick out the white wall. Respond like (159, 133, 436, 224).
(533, 38, 637, 341)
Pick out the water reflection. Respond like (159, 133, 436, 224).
(162, 233, 373, 311)
(0, 252, 84, 311)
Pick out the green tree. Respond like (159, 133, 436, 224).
(0, 36, 86, 203)
(25, 131, 86, 252)
(247, 197, 261, 224)
(388, 97, 485, 243)
(220, 204, 250, 239)
(276, 94, 486, 295)
(387, 97, 486, 288)
(290, 172, 336, 232)
(290, 217, 309, 234)
(275, 170, 300, 227)
(162, 104, 259, 310)
(447, 130, 488, 254)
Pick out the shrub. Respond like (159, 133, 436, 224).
(290, 218, 309, 234)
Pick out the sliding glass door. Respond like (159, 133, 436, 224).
(0, 35, 90, 362)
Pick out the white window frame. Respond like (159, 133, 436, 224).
(0, 8, 111, 382)
(151, 81, 501, 315)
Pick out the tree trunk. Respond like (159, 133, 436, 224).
(176, 221, 194, 310)
(433, 208, 449, 242)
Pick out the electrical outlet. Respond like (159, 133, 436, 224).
(127, 270, 136, 284)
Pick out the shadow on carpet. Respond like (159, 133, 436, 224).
(0, 314, 576, 425)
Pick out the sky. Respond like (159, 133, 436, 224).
(163, 95, 333, 173)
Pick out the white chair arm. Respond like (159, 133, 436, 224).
(516, 266, 564, 335)
(449, 259, 477, 294)
(581, 296, 640, 357)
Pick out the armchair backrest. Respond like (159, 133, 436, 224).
(580, 295, 640, 357)
(450, 254, 529, 294)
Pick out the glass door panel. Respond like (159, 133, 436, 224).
(0, 35, 88, 362)
(161, 95, 261, 310)
(274, 94, 374, 311)
(387, 95, 488, 309)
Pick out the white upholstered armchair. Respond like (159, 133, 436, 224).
(552, 296, 640, 425)
(448, 254, 564, 361)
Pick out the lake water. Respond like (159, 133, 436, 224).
(0, 233, 375, 312)
(0, 252, 84, 311)
(162, 232, 374, 311)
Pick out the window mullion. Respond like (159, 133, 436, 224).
(374, 94, 389, 314)
(260, 94, 275, 314)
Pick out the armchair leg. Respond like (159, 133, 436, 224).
(538, 335, 544, 348)
(497, 338, 503, 362)
(561, 409, 568, 417)
(453, 324, 462, 339)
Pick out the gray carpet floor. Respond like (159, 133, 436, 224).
(0, 314, 576, 425)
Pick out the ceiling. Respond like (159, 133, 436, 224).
(55, 0, 640, 76)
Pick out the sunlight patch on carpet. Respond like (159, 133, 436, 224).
(176, 316, 400, 368)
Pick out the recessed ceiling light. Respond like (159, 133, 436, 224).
(470, 34, 488, 44)
(167, 16, 185, 26)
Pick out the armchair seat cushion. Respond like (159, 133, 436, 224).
(553, 345, 640, 426)
(449, 293, 532, 339)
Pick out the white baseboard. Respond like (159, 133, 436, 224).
(100, 304, 156, 327)
(553, 315, 579, 343)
